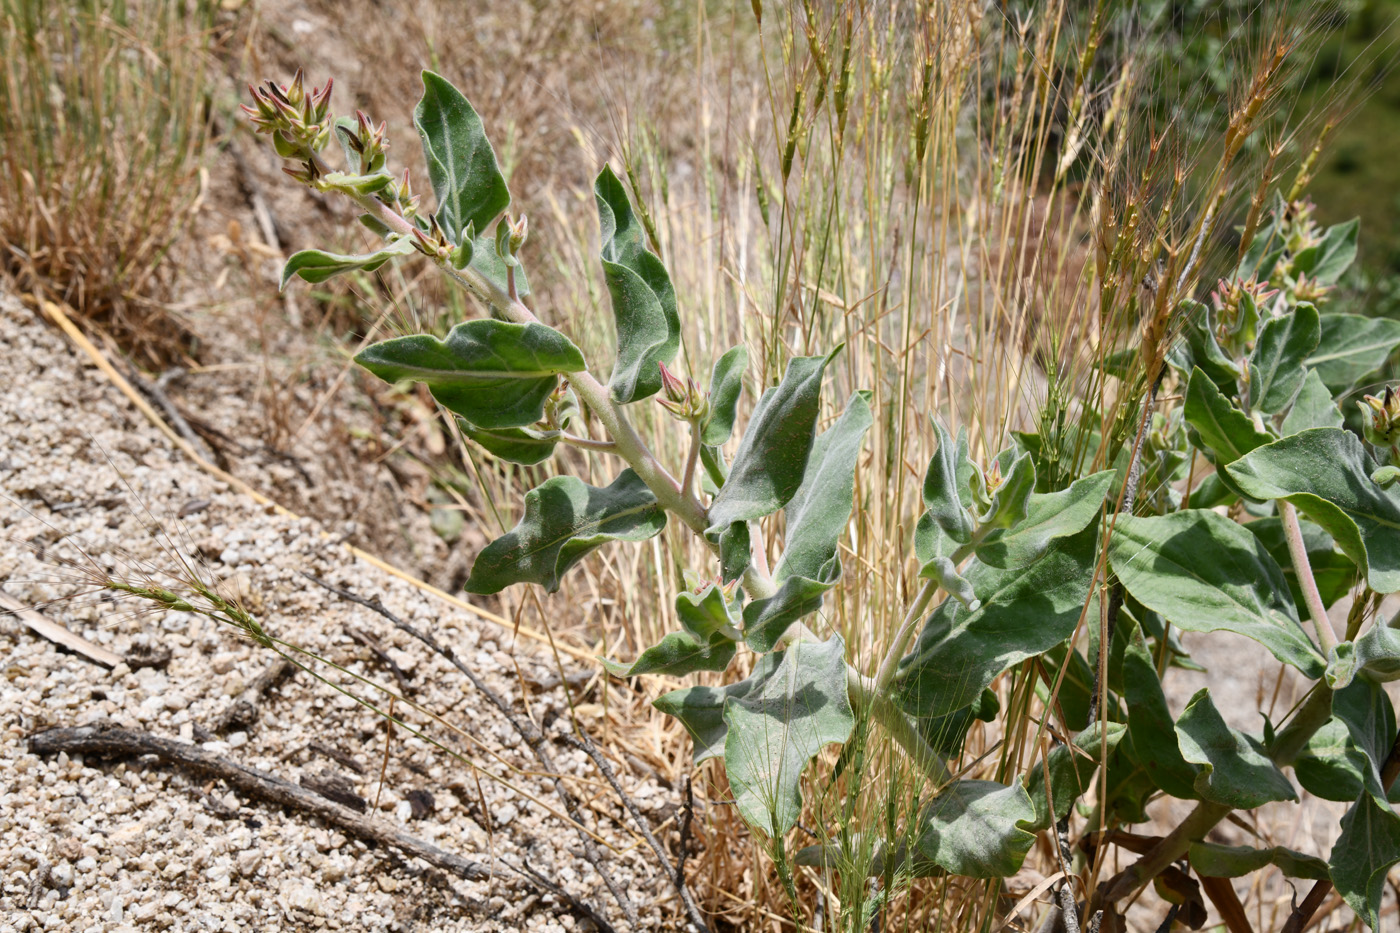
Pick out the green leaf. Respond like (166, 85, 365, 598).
(743, 573, 836, 653)
(1175, 688, 1297, 808)
(1227, 428, 1400, 593)
(1123, 625, 1199, 799)
(919, 688, 1001, 759)
(716, 521, 750, 584)
(1305, 313, 1400, 393)
(1188, 842, 1329, 881)
(1024, 723, 1125, 833)
(1167, 300, 1241, 392)
(977, 452, 1035, 530)
(1281, 369, 1344, 435)
(1353, 623, 1400, 683)
(702, 345, 748, 446)
(894, 525, 1098, 719)
(413, 71, 510, 245)
(1332, 793, 1400, 929)
(706, 351, 835, 532)
(1251, 303, 1320, 413)
(457, 422, 560, 465)
(595, 166, 680, 403)
(1334, 678, 1397, 801)
(723, 635, 855, 836)
(1183, 367, 1271, 465)
(356, 320, 585, 429)
(1296, 218, 1359, 285)
(1295, 718, 1373, 802)
(602, 630, 735, 678)
(465, 469, 665, 594)
(910, 780, 1036, 879)
(1244, 516, 1358, 613)
(1107, 511, 1324, 677)
(280, 238, 416, 289)
(977, 470, 1115, 569)
(676, 583, 741, 639)
(467, 227, 531, 298)
(654, 652, 782, 765)
(922, 422, 976, 544)
(775, 391, 873, 583)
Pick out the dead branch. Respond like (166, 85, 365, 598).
(27, 722, 489, 881)
(304, 574, 638, 929)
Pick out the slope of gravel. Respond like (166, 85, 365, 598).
(0, 294, 680, 932)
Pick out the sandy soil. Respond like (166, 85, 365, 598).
(0, 292, 687, 932)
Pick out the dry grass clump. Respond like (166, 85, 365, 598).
(0, 0, 216, 365)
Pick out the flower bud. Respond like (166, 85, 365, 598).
(656, 362, 710, 422)
(1360, 386, 1400, 450)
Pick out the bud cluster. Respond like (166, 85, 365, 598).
(242, 69, 334, 161)
(1210, 275, 1277, 356)
(657, 362, 711, 423)
(1360, 386, 1400, 452)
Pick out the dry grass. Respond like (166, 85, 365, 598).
(0, 0, 217, 365)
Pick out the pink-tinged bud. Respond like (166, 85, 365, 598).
(1360, 386, 1400, 450)
(658, 362, 687, 405)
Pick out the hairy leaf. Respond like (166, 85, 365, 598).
(776, 391, 873, 583)
(654, 652, 782, 765)
(1167, 300, 1242, 391)
(707, 351, 835, 531)
(1295, 718, 1374, 803)
(465, 469, 665, 594)
(922, 421, 976, 545)
(894, 526, 1098, 718)
(1281, 369, 1345, 436)
(1227, 428, 1400, 593)
(1107, 510, 1324, 677)
(356, 320, 585, 429)
(1332, 793, 1400, 929)
(1295, 218, 1359, 285)
(1251, 303, 1320, 413)
(743, 573, 836, 653)
(1188, 842, 1329, 881)
(1174, 689, 1296, 808)
(703, 345, 748, 446)
(1123, 625, 1199, 799)
(1305, 314, 1400, 393)
(977, 470, 1115, 569)
(911, 780, 1036, 878)
(1024, 723, 1125, 833)
(280, 238, 415, 289)
(602, 630, 735, 678)
(1183, 367, 1271, 465)
(457, 422, 560, 465)
(595, 166, 679, 403)
(414, 71, 510, 244)
(723, 635, 855, 836)
(977, 452, 1036, 530)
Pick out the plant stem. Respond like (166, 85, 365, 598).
(559, 433, 618, 452)
(872, 576, 941, 695)
(1278, 500, 1339, 655)
(338, 185, 781, 601)
(680, 421, 702, 502)
(1094, 684, 1334, 910)
(847, 668, 950, 786)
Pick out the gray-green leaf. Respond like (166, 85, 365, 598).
(356, 320, 585, 429)
(465, 469, 665, 594)
(706, 351, 835, 532)
(595, 166, 679, 403)
(702, 345, 748, 446)
(1281, 368, 1344, 435)
(723, 635, 855, 836)
(1227, 428, 1400, 593)
(1123, 625, 1199, 799)
(280, 238, 416, 289)
(1174, 688, 1297, 808)
(1250, 303, 1320, 413)
(1188, 842, 1329, 881)
(911, 780, 1036, 879)
(1107, 511, 1324, 677)
(654, 652, 783, 765)
(894, 526, 1098, 718)
(602, 630, 736, 678)
(1305, 313, 1400, 393)
(775, 391, 873, 583)
(1332, 793, 1400, 929)
(977, 470, 1115, 569)
(1183, 367, 1271, 465)
(413, 71, 510, 245)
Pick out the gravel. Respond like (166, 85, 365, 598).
(0, 294, 680, 931)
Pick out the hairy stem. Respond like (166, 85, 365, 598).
(1279, 500, 1339, 656)
(680, 421, 702, 503)
(872, 576, 942, 695)
(847, 668, 951, 786)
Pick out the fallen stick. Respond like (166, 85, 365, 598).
(27, 722, 491, 880)
(0, 590, 122, 668)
